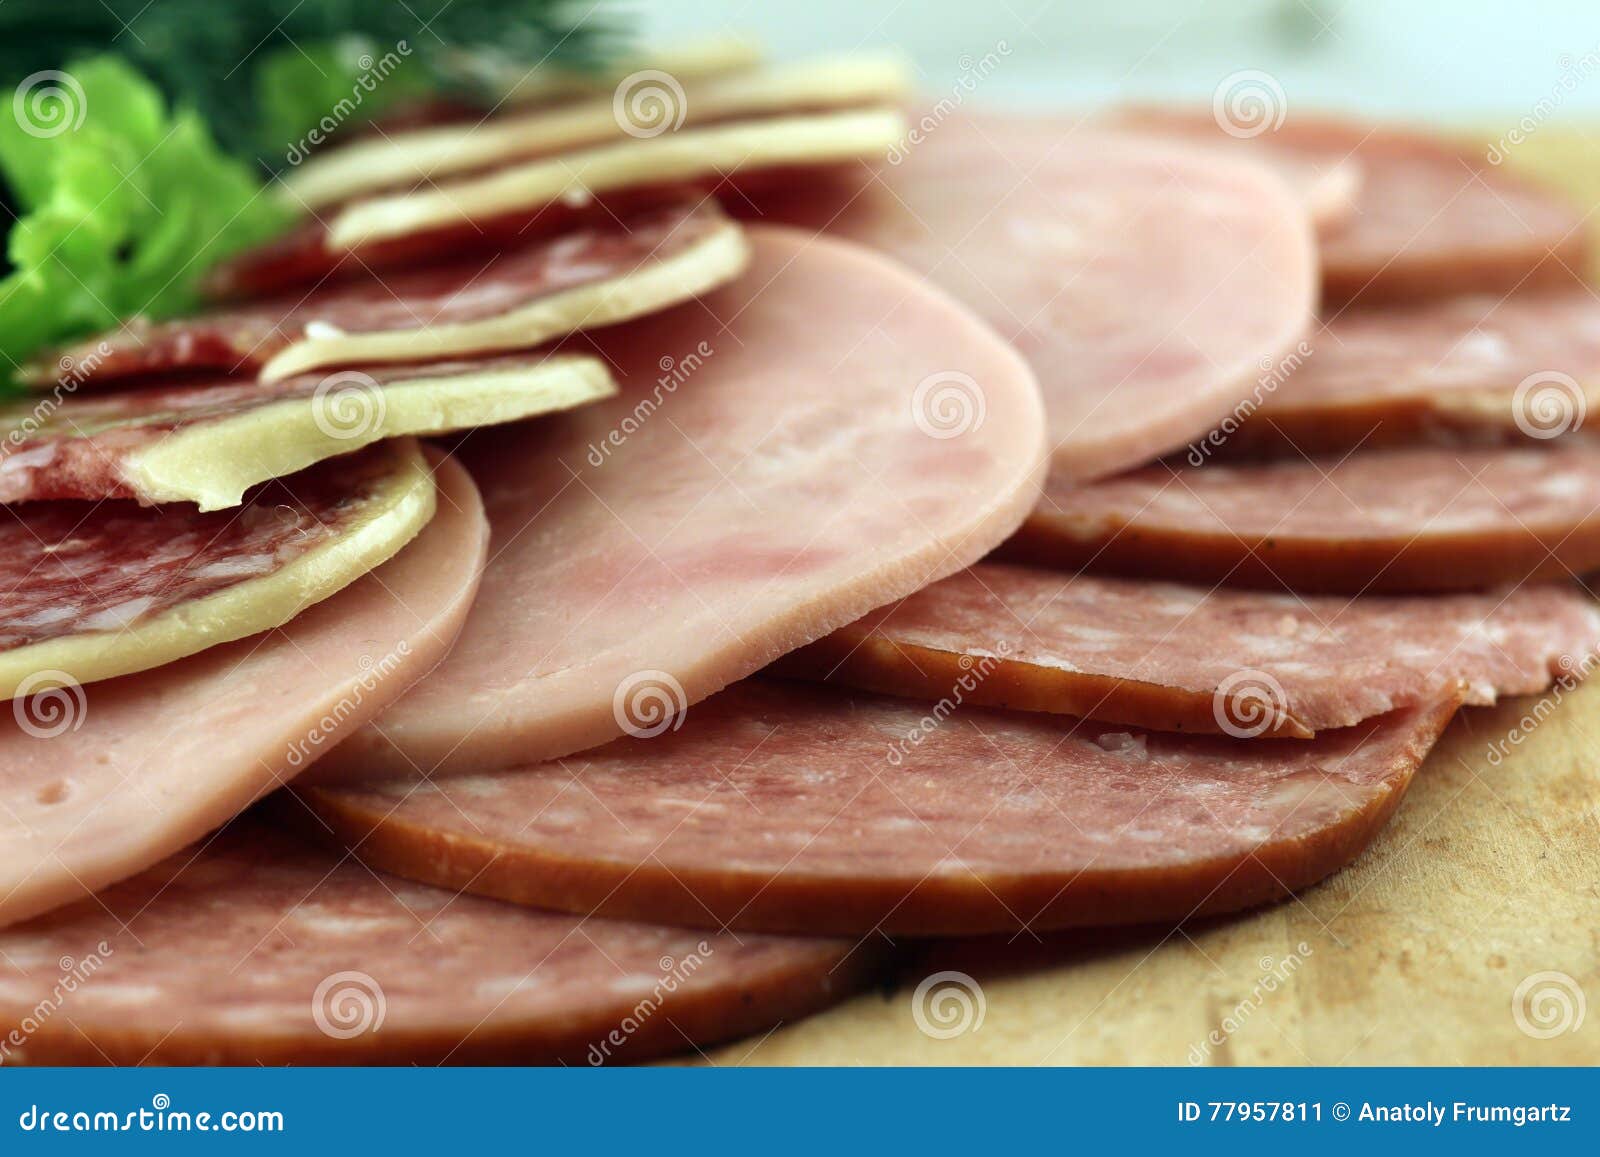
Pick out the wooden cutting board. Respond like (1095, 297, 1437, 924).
(701, 128, 1600, 1067)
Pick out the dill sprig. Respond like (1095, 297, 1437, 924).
(0, 0, 618, 159)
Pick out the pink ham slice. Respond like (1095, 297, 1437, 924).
(1110, 107, 1362, 232)
(35, 200, 739, 387)
(1115, 110, 1589, 304)
(0, 452, 487, 928)
(0, 820, 879, 1064)
(1012, 444, 1600, 594)
(304, 227, 1047, 782)
(1228, 289, 1600, 454)
(758, 110, 1317, 483)
(297, 680, 1460, 936)
(777, 563, 1600, 737)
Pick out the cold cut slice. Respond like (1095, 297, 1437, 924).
(304, 227, 1047, 782)
(2, 353, 613, 509)
(763, 110, 1317, 482)
(0, 450, 487, 928)
(212, 109, 904, 298)
(1110, 107, 1362, 231)
(778, 563, 1599, 737)
(1117, 109, 1588, 303)
(287, 55, 908, 211)
(0, 439, 435, 699)
(297, 680, 1459, 936)
(1012, 444, 1600, 594)
(0, 820, 877, 1064)
(36, 201, 745, 386)
(1224, 290, 1600, 454)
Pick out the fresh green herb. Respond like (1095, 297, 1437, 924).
(0, 2, 620, 380)
(0, 0, 615, 161)
(0, 57, 292, 380)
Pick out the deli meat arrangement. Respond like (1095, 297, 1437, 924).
(3, 39, 1599, 1066)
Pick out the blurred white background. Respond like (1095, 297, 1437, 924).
(604, 0, 1600, 123)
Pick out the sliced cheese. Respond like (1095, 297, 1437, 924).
(287, 54, 911, 210)
(129, 355, 616, 509)
(328, 108, 907, 251)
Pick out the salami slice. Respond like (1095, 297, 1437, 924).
(0, 451, 486, 928)
(297, 680, 1459, 936)
(0, 820, 877, 1064)
(1114, 109, 1587, 304)
(1223, 290, 1600, 455)
(762, 110, 1317, 482)
(777, 563, 1600, 737)
(287, 55, 908, 211)
(303, 227, 1047, 782)
(212, 109, 904, 298)
(2, 353, 613, 509)
(35, 201, 744, 386)
(1012, 444, 1600, 594)
(0, 439, 435, 700)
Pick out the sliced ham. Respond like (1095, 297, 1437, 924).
(0, 820, 877, 1064)
(1110, 107, 1362, 231)
(0, 451, 487, 928)
(211, 109, 905, 298)
(1012, 444, 1600, 594)
(761, 110, 1317, 482)
(36, 201, 745, 386)
(304, 227, 1046, 782)
(1117, 110, 1589, 304)
(0, 439, 435, 698)
(297, 680, 1459, 936)
(287, 55, 909, 211)
(778, 563, 1600, 737)
(1, 353, 613, 509)
(1225, 290, 1600, 455)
